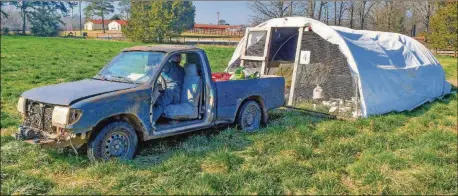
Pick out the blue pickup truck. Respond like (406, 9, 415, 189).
(15, 45, 285, 161)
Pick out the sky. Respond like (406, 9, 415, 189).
(2, 1, 252, 25)
(193, 1, 251, 25)
(75, 1, 251, 25)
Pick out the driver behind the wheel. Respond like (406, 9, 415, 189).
(152, 54, 185, 123)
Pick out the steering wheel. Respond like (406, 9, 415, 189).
(155, 74, 167, 93)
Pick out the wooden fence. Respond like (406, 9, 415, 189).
(186, 28, 244, 37)
(433, 49, 458, 57)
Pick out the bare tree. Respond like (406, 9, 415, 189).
(334, 1, 337, 25)
(1, 9, 22, 31)
(118, 0, 130, 19)
(249, 1, 303, 24)
(0, 2, 8, 19)
(325, 3, 329, 25)
(370, 1, 408, 34)
(358, 1, 374, 29)
(317, 1, 327, 21)
(411, 1, 436, 38)
(308, 0, 316, 19)
(387, 1, 392, 29)
(337, 1, 346, 26)
(349, 1, 355, 28)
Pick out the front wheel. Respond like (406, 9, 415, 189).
(87, 121, 138, 161)
(236, 101, 262, 132)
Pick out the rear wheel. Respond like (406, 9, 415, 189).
(87, 121, 138, 161)
(237, 101, 262, 132)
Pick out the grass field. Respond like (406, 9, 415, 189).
(1, 36, 457, 195)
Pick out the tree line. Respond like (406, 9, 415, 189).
(0, 0, 195, 42)
(0, 0, 133, 35)
(1, 0, 455, 50)
(1, 1, 76, 36)
(249, 0, 457, 50)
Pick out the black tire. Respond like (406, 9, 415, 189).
(236, 100, 262, 132)
(87, 121, 138, 161)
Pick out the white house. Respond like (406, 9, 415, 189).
(84, 20, 127, 31)
(108, 20, 127, 31)
(84, 21, 94, 30)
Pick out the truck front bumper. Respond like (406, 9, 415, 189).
(14, 126, 88, 149)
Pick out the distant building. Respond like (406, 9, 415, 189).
(108, 20, 128, 31)
(84, 20, 127, 31)
(193, 24, 244, 32)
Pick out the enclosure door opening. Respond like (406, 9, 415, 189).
(264, 27, 300, 100)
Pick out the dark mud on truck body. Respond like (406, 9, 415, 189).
(15, 45, 286, 161)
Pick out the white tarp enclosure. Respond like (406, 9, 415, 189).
(227, 17, 451, 118)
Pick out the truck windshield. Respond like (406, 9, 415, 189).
(95, 51, 165, 83)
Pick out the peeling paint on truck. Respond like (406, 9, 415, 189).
(15, 45, 285, 157)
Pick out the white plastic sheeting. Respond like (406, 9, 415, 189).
(227, 17, 451, 117)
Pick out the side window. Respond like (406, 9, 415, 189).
(164, 52, 185, 68)
(162, 52, 203, 75)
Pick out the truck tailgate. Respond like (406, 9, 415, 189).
(214, 76, 285, 123)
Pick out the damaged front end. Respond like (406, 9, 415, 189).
(14, 97, 88, 149)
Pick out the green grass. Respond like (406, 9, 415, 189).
(437, 56, 458, 86)
(1, 36, 457, 195)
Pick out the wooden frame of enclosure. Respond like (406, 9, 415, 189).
(240, 24, 311, 106)
(240, 27, 272, 76)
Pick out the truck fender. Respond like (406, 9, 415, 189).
(89, 113, 147, 142)
(235, 96, 268, 125)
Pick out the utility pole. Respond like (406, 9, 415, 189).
(217, 12, 219, 25)
(79, 1, 82, 36)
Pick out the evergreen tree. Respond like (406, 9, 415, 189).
(428, 2, 457, 51)
(110, 14, 122, 20)
(10, 1, 34, 34)
(11, 1, 74, 34)
(28, 2, 63, 36)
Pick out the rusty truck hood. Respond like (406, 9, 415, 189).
(21, 79, 139, 106)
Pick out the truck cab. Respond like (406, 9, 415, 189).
(15, 45, 285, 161)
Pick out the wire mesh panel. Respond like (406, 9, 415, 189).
(244, 60, 263, 70)
(291, 31, 361, 118)
(245, 31, 267, 57)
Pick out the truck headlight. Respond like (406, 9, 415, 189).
(17, 97, 26, 114)
(52, 107, 83, 126)
(52, 106, 70, 125)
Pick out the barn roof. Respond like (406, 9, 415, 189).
(110, 20, 128, 25)
(89, 20, 111, 25)
(122, 45, 199, 53)
(89, 20, 128, 25)
(194, 24, 242, 29)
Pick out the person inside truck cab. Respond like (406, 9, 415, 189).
(152, 54, 185, 122)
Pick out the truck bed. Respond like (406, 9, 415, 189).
(214, 76, 285, 123)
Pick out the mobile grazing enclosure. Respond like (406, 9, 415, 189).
(227, 17, 451, 118)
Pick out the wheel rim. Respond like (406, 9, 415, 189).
(103, 129, 130, 159)
(242, 104, 259, 128)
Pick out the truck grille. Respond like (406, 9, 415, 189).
(23, 100, 55, 134)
